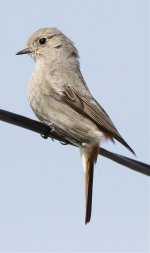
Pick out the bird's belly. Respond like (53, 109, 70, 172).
(28, 82, 105, 145)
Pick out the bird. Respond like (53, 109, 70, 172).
(16, 27, 135, 224)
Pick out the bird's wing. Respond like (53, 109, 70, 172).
(51, 84, 135, 154)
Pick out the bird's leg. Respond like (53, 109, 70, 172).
(41, 120, 57, 139)
(42, 120, 56, 132)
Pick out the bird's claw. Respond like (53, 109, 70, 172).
(41, 121, 60, 139)
(41, 130, 51, 139)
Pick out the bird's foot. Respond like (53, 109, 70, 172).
(41, 121, 56, 139)
(42, 121, 56, 132)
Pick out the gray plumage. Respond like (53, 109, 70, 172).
(16, 27, 134, 224)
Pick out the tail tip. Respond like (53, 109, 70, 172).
(85, 213, 91, 225)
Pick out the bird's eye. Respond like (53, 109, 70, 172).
(39, 38, 47, 45)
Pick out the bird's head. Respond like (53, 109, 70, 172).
(16, 27, 79, 63)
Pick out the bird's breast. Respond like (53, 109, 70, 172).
(28, 67, 50, 121)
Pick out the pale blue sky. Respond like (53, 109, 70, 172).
(0, 0, 149, 252)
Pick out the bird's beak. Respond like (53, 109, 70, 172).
(16, 48, 31, 55)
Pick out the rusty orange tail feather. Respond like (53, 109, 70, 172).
(81, 145, 99, 224)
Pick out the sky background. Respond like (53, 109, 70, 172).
(0, 0, 149, 252)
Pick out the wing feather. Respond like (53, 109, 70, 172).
(52, 84, 135, 154)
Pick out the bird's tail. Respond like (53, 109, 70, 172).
(80, 145, 99, 224)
